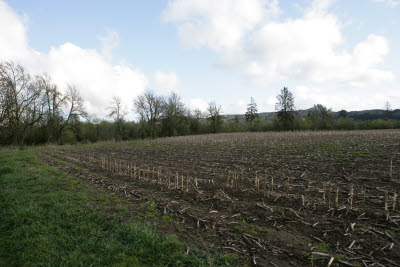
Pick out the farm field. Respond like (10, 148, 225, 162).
(39, 130, 400, 266)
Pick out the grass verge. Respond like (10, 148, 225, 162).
(0, 149, 234, 266)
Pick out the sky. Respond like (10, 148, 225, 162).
(0, 0, 399, 119)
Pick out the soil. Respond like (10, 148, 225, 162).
(38, 130, 400, 266)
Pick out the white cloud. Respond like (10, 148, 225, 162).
(0, 0, 147, 119)
(373, 0, 399, 7)
(164, 0, 394, 88)
(98, 28, 120, 62)
(293, 85, 400, 111)
(308, 0, 337, 14)
(224, 99, 247, 114)
(163, 0, 280, 51)
(45, 43, 148, 117)
(245, 19, 393, 87)
(153, 71, 179, 94)
(0, 0, 31, 62)
(188, 98, 208, 112)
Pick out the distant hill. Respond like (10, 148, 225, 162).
(223, 109, 400, 122)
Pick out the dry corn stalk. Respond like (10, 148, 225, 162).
(286, 176, 290, 194)
(327, 186, 331, 206)
(335, 182, 339, 206)
(362, 185, 366, 209)
(385, 190, 389, 220)
(130, 164, 133, 178)
(349, 184, 354, 209)
(255, 172, 260, 192)
(271, 177, 274, 193)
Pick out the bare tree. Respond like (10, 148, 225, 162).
(0, 82, 8, 126)
(160, 92, 187, 136)
(36, 74, 64, 142)
(36, 77, 87, 143)
(193, 109, 204, 119)
(133, 90, 163, 138)
(188, 108, 204, 134)
(64, 85, 87, 120)
(0, 61, 88, 144)
(52, 85, 87, 141)
(0, 61, 45, 145)
(108, 96, 127, 141)
(108, 96, 127, 121)
(207, 101, 222, 133)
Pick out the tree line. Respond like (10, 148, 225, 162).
(0, 61, 399, 146)
(0, 62, 86, 146)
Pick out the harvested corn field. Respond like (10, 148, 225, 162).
(39, 130, 400, 266)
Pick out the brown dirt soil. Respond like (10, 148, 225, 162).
(38, 130, 400, 266)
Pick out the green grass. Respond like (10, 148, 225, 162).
(356, 224, 367, 231)
(139, 200, 159, 218)
(333, 254, 346, 260)
(133, 216, 143, 221)
(257, 228, 270, 233)
(233, 221, 269, 236)
(0, 149, 235, 266)
(386, 229, 395, 236)
(162, 215, 173, 222)
(314, 243, 328, 251)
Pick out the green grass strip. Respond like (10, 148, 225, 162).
(0, 150, 235, 266)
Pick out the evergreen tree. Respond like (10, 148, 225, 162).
(384, 101, 393, 120)
(245, 97, 259, 122)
